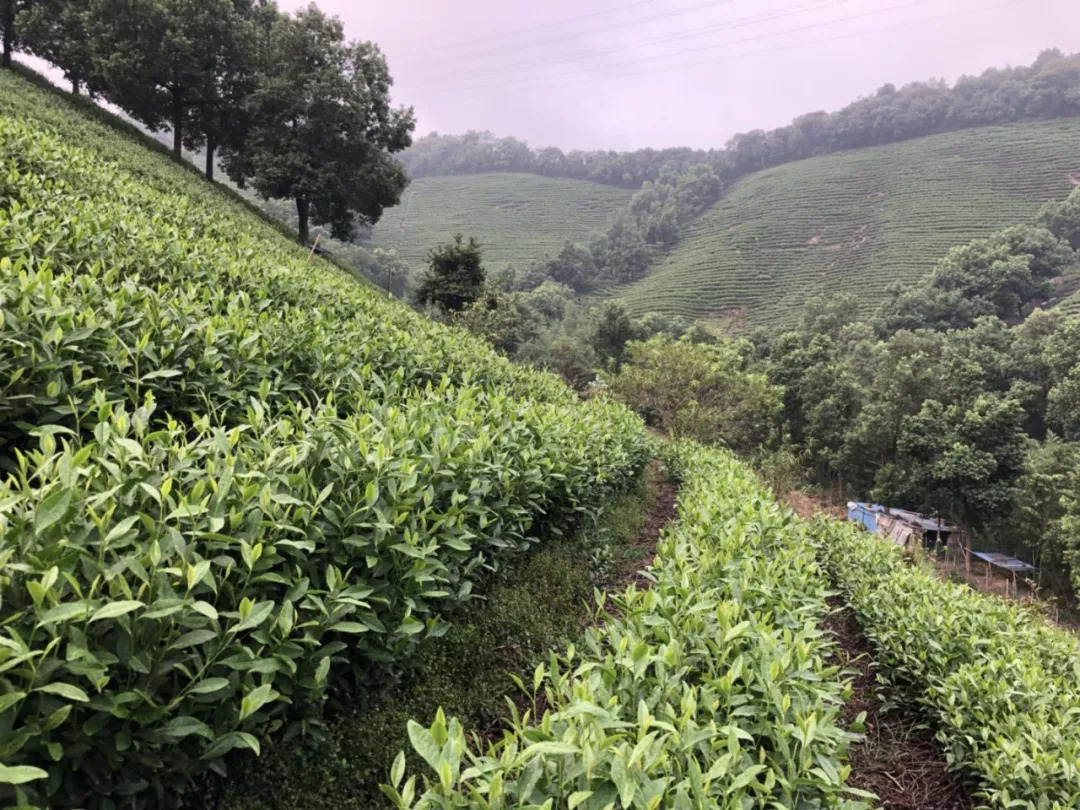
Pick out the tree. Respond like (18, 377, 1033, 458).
(612, 335, 780, 451)
(545, 241, 597, 291)
(590, 301, 643, 373)
(18, 0, 95, 93)
(1038, 186, 1080, 249)
(1, 0, 30, 68)
(415, 235, 486, 313)
(225, 5, 413, 244)
(881, 225, 1075, 333)
(90, 0, 258, 164)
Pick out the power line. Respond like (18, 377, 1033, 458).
(397, 0, 743, 66)
(416, 0, 846, 87)
(436, 0, 1025, 101)
(421, 0, 932, 94)
(412, 0, 661, 54)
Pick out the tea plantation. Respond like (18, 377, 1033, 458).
(393, 441, 1080, 810)
(613, 119, 1080, 328)
(5, 64, 1080, 810)
(0, 70, 648, 808)
(367, 173, 634, 277)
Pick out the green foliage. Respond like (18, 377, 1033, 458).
(611, 335, 780, 452)
(387, 443, 869, 810)
(881, 225, 1075, 332)
(614, 119, 1080, 326)
(367, 174, 632, 282)
(1010, 436, 1080, 583)
(216, 468, 663, 810)
(16, 0, 95, 93)
(222, 5, 414, 244)
(589, 301, 643, 373)
(817, 518, 1080, 809)
(88, 0, 258, 161)
(0, 72, 648, 807)
(1037, 185, 1080, 249)
(415, 234, 486, 313)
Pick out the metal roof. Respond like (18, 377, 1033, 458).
(850, 502, 956, 533)
(971, 551, 1036, 574)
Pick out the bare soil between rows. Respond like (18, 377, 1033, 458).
(825, 597, 975, 810)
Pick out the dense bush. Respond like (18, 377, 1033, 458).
(816, 519, 1080, 809)
(386, 443, 869, 809)
(0, 73, 649, 808)
(611, 335, 780, 451)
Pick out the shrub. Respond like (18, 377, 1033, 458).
(386, 443, 869, 809)
(816, 518, 1080, 809)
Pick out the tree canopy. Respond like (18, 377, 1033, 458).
(221, 5, 413, 244)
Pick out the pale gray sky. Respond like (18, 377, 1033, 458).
(279, 0, 1080, 151)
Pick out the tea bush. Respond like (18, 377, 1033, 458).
(386, 443, 870, 810)
(816, 519, 1080, 809)
(0, 73, 648, 808)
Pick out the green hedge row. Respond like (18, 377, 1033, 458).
(0, 113, 575, 454)
(815, 519, 1080, 809)
(0, 75, 649, 808)
(386, 442, 870, 810)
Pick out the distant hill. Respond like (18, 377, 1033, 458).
(610, 119, 1080, 329)
(367, 173, 633, 278)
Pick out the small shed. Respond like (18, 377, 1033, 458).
(847, 502, 955, 551)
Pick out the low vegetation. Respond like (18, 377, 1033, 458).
(614, 118, 1080, 326)
(816, 518, 1080, 809)
(387, 442, 868, 809)
(367, 174, 633, 285)
(216, 467, 665, 809)
(0, 71, 647, 808)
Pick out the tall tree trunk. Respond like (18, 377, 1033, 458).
(205, 136, 215, 181)
(171, 89, 183, 160)
(72, 77, 81, 95)
(2, 2, 13, 68)
(296, 197, 310, 246)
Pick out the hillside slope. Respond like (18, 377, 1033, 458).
(0, 68, 647, 808)
(367, 173, 633, 277)
(613, 119, 1080, 329)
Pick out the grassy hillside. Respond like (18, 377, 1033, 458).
(0, 68, 647, 808)
(367, 173, 634, 276)
(613, 119, 1080, 329)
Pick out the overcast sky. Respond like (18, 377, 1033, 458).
(277, 0, 1080, 152)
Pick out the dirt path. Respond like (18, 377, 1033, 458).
(611, 468, 679, 590)
(825, 598, 974, 810)
(781, 490, 975, 806)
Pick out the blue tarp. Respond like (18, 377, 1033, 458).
(846, 502, 884, 532)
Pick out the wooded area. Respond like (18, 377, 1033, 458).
(0, 0, 416, 244)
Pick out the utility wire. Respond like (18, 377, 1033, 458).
(410, 0, 660, 54)
(437, 0, 1025, 100)
(420, 0, 933, 94)
(417, 0, 846, 86)
(397, 0, 743, 66)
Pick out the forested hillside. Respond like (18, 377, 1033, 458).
(613, 119, 1080, 327)
(367, 173, 633, 280)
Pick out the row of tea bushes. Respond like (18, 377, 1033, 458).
(385, 443, 870, 810)
(0, 108, 578, 454)
(0, 74, 650, 808)
(0, 384, 647, 807)
(815, 519, 1080, 809)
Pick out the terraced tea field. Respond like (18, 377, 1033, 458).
(613, 119, 1080, 329)
(367, 173, 633, 276)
